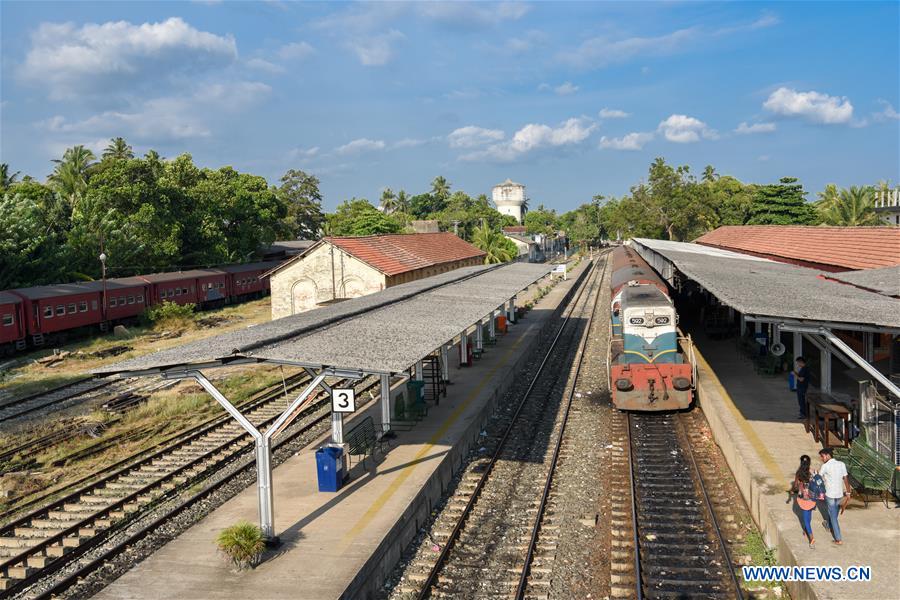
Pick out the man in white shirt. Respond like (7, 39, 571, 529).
(819, 447, 850, 545)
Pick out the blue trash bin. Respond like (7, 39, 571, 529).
(788, 371, 796, 391)
(316, 446, 344, 492)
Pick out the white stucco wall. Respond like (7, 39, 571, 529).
(269, 243, 387, 319)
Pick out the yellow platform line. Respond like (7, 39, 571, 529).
(693, 345, 785, 483)
(341, 326, 532, 545)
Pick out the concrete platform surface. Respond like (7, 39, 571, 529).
(693, 334, 900, 600)
(94, 261, 589, 600)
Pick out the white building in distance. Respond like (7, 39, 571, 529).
(492, 178, 528, 224)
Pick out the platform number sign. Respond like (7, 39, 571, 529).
(332, 388, 356, 413)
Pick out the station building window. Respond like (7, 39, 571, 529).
(79, 301, 88, 312)
(2, 314, 13, 326)
(44, 306, 53, 318)
(56, 305, 65, 316)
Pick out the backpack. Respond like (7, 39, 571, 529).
(807, 473, 826, 500)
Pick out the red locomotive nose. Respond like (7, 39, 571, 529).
(615, 378, 634, 391)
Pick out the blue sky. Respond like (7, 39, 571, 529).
(1, 1, 898, 212)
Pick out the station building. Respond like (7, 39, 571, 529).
(266, 232, 486, 318)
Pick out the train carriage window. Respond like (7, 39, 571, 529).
(175, 288, 181, 296)
(92, 300, 98, 311)
(56, 305, 65, 316)
(189, 286, 194, 293)
(118, 297, 125, 306)
(110, 297, 117, 307)
(128, 296, 135, 304)
(167, 289, 174, 298)
(79, 301, 88, 312)
(44, 306, 53, 318)
(137, 295, 144, 303)
(201, 284, 207, 291)
(2, 314, 13, 326)
(68, 303, 76, 314)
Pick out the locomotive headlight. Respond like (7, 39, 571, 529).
(615, 378, 634, 391)
(628, 317, 644, 325)
(654, 316, 670, 325)
(673, 377, 691, 390)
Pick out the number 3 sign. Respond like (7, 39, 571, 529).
(332, 388, 356, 413)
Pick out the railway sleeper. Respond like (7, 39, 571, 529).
(5, 564, 35, 580)
(642, 562, 726, 576)
(642, 577, 728, 592)
(13, 526, 66, 538)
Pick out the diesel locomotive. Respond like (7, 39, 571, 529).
(608, 245, 696, 411)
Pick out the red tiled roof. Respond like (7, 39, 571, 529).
(503, 226, 527, 234)
(694, 226, 900, 271)
(326, 233, 486, 276)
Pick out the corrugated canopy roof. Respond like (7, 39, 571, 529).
(96, 262, 551, 376)
(694, 225, 900, 270)
(633, 238, 900, 330)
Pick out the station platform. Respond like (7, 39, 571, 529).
(94, 261, 588, 600)
(692, 334, 900, 600)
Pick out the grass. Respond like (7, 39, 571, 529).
(217, 521, 266, 569)
(740, 529, 781, 592)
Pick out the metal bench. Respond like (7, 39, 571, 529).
(835, 438, 897, 507)
(345, 416, 388, 469)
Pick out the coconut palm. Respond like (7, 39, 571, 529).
(431, 176, 450, 202)
(0, 163, 20, 190)
(395, 190, 410, 214)
(819, 186, 881, 226)
(380, 187, 397, 213)
(50, 145, 96, 207)
(103, 137, 134, 160)
(816, 183, 840, 211)
(472, 221, 517, 264)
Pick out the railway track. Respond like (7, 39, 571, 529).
(395, 255, 604, 599)
(0, 379, 115, 425)
(0, 372, 377, 596)
(612, 411, 743, 600)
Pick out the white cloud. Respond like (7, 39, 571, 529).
(335, 138, 386, 155)
(394, 138, 428, 149)
(554, 82, 579, 96)
(277, 41, 315, 61)
(557, 13, 778, 69)
(416, 1, 530, 27)
(245, 57, 285, 74)
(348, 30, 404, 66)
(873, 99, 900, 122)
(447, 126, 505, 148)
(735, 121, 776, 134)
(38, 81, 270, 142)
(20, 17, 237, 99)
(285, 146, 320, 161)
(503, 30, 548, 54)
(657, 114, 718, 143)
(599, 108, 630, 119)
(599, 132, 653, 151)
(460, 117, 596, 162)
(762, 87, 853, 124)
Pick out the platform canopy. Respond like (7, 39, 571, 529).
(824, 265, 900, 298)
(632, 238, 900, 332)
(96, 262, 553, 377)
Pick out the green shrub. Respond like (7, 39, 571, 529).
(143, 301, 195, 327)
(216, 521, 265, 569)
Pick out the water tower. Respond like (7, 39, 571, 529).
(492, 178, 527, 224)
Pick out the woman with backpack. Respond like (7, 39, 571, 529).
(791, 455, 823, 548)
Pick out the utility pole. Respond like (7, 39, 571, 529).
(99, 233, 108, 325)
(451, 220, 461, 236)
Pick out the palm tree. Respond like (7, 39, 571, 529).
(431, 176, 450, 202)
(50, 145, 96, 207)
(472, 222, 516, 264)
(820, 186, 881, 226)
(0, 163, 20, 190)
(103, 137, 134, 160)
(396, 190, 410, 214)
(816, 183, 840, 211)
(380, 187, 397, 213)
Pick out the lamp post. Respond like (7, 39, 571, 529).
(99, 251, 108, 323)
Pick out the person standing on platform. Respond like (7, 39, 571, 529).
(819, 447, 851, 545)
(793, 357, 810, 419)
(791, 455, 818, 548)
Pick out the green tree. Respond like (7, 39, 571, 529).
(560, 202, 602, 248)
(380, 187, 398, 213)
(102, 137, 134, 160)
(395, 190, 410, 214)
(747, 177, 817, 225)
(50, 145, 96, 208)
(276, 169, 324, 239)
(524, 204, 559, 235)
(471, 221, 517, 264)
(0, 163, 20, 191)
(326, 199, 403, 236)
(0, 190, 69, 288)
(431, 176, 451, 204)
(818, 186, 881, 226)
